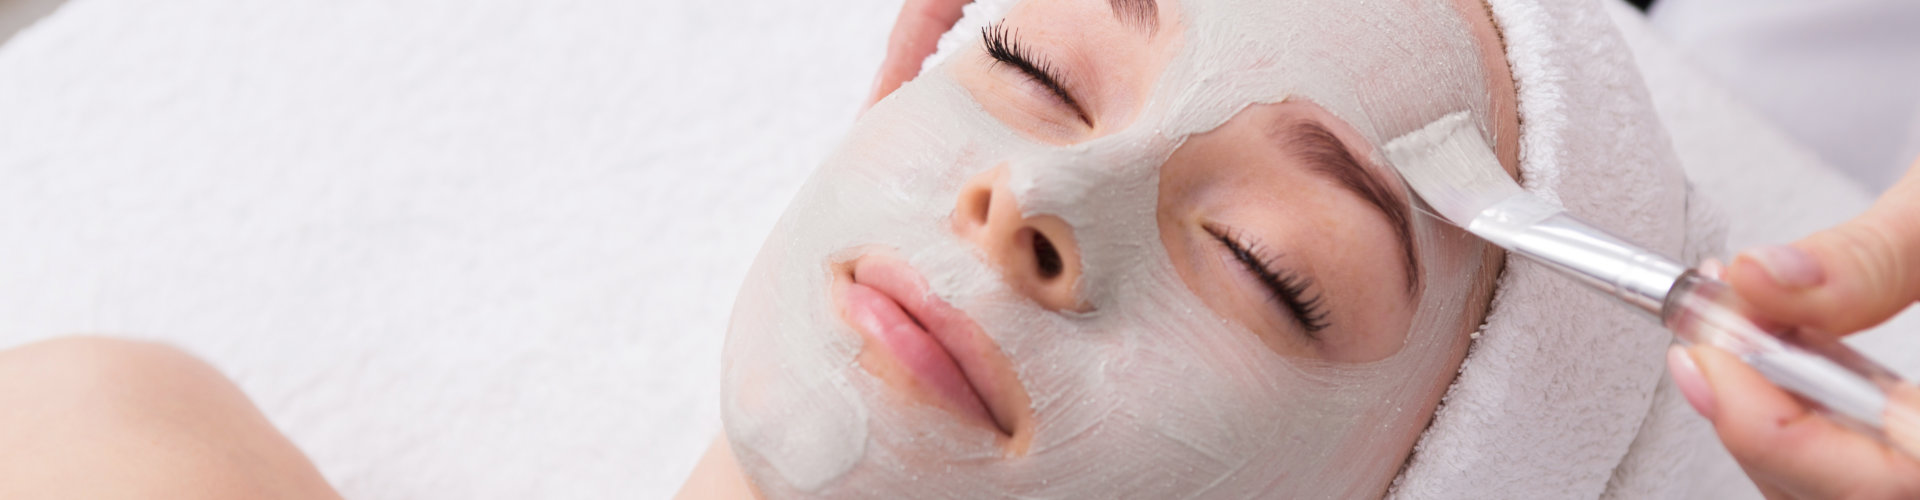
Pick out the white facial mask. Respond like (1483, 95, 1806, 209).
(722, 0, 1499, 497)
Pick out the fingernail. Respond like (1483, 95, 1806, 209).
(1743, 245, 1824, 290)
(1698, 258, 1725, 280)
(1668, 345, 1717, 420)
(865, 73, 887, 107)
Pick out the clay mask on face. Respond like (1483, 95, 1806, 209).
(722, 0, 1500, 497)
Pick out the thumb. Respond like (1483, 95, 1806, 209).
(1725, 158, 1920, 335)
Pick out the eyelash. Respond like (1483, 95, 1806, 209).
(981, 23, 1093, 127)
(1205, 225, 1332, 335)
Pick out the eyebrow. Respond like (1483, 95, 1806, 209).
(1108, 0, 1158, 35)
(1276, 121, 1421, 295)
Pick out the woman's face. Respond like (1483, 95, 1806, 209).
(722, 0, 1520, 497)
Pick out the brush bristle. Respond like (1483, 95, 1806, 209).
(1382, 111, 1522, 225)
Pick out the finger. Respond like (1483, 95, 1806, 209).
(1670, 343, 1789, 499)
(1725, 157, 1920, 335)
(1688, 346, 1920, 499)
(866, 0, 972, 109)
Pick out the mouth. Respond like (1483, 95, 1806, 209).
(834, 253, 1032, 449)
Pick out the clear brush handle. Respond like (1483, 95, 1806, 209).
(1664, 271, 1920, 459)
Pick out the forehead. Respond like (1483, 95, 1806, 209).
(1134, 0, 1491, 151)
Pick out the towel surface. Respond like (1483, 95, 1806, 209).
(0, 0, 896, 497)
(1389, 0, 1706, 496)
(0, 0, 1910, 498)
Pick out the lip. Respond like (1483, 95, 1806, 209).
(835, 254, 1031, 445)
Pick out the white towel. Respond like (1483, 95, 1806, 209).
(1388, 0, 1710, 497)
(0, 0, 901, 498)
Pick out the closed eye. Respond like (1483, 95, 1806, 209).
(982, 23, 1093, 127)
(1204, 224, 1331, 336)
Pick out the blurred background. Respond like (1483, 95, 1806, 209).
(1647, 0, 1920, 193)
(0, 0, 1911, 499)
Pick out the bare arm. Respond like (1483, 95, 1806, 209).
(676, 434, 758, 499)
(0, 337, 340, 499)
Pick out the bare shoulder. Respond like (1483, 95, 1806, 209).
(677, 434, 760, 500)
(0, 336, 341, 499)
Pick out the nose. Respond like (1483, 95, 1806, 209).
(953, 166, 1086, 312)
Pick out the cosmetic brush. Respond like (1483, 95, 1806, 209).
(1384, 111, 1920, 459)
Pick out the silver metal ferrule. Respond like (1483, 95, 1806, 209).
(1466, 195, 1690, 315)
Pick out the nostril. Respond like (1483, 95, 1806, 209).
(1031, 230, 1063, 280)
(1006, 215, 1085, 313)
